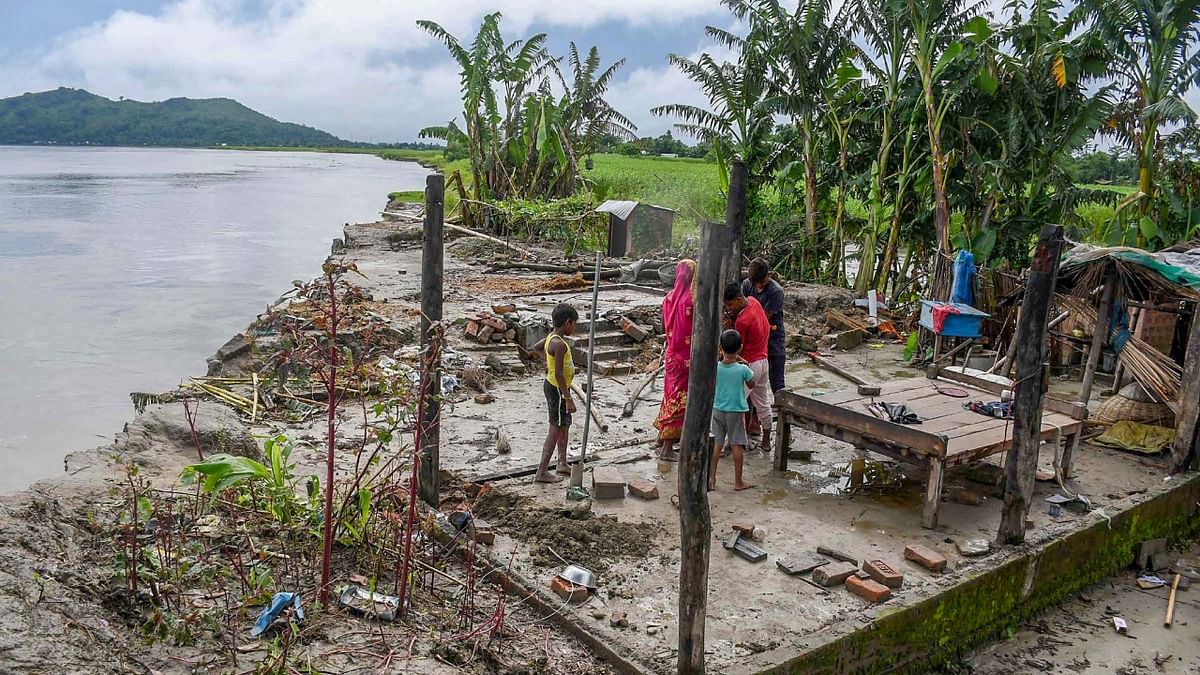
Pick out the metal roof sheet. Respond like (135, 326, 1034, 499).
(595, 200, 639, 220)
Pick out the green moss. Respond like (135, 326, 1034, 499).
(387, 190, 424, 203)
(779, 476, 1200, 674)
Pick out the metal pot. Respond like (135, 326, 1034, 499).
(557, 564, 597, 590)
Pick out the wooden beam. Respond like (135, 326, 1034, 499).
(677, 214, 731, 674)
(929, 365, 1087, 419)
(418, 174, 445, 507)
(722, 160, 748, 285)
(1077, 273, 1116, 409)
(1172, 309, 1200, 472)
(998, 223, 1064, 545)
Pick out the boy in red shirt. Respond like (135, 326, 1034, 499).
(723, 282, 773, 451)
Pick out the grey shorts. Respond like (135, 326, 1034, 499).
(711, 410, 749, 447)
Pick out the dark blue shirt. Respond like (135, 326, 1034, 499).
(743, 278, 785, 354)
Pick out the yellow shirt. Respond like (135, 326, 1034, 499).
(544, 333, 574, 389)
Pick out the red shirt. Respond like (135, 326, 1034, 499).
(735, 297, 770, 362)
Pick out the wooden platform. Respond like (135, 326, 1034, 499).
(773, 375, 1084, 528)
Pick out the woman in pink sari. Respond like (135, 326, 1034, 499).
(654, 259, 696, 461)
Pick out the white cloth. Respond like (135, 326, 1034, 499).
(747, 358, 773, 435)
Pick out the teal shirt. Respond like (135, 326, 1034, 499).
(714, 361, 754, 413)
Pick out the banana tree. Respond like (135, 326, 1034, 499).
(1072, 0, 1200, 240)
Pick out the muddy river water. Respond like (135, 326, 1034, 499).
(0, 146, 428, 491)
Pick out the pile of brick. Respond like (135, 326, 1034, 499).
(463, 312, 518, 345)
(787, 302, 903, 354)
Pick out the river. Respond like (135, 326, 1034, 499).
(0, 146, 429, 492)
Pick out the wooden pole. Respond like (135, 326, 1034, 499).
(1107, 307, 1141, 395)
(677, 216, 731, 674)
(723, 160, 748, 284)
(418, 173, 444, 506)
(1077, 273, 1115, 409)
(1172, 304, 1200, 472)
(998, 223, 1064, 545)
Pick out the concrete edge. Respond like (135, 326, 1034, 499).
(741, 472, 1200, 674)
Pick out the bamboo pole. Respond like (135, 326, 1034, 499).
(418, 174, 444, 507)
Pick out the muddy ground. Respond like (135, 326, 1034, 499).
(0, 204, 1191, 674)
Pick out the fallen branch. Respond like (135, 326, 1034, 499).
(623, 365, 664, 417)
(570, 383, 609, 432)
(444, 223, 535, 260)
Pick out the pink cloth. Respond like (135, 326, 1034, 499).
(931, 303, 961, 334)
(654, 260, 696, 441)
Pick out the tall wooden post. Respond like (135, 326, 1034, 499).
(677, 216, 733, 674)
(1172, 304, 1200, 472)
(418, 174, 444, 506)
(998, 223, 1064, 545)
(1077, 272, 1116, 409)
(723, 160, 748, 284)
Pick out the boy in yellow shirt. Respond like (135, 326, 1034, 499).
(535, 304, 579, 483)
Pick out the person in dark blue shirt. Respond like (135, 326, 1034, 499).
(741, 258, 786, 393)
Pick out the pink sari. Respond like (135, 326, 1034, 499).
(654, 260, 696, 442)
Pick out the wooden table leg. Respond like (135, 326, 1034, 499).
(773, 414, 791, 472)
(922, 457, 945, 529)
(1060, 429, 1081, 480)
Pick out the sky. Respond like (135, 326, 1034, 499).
(0, 1, 731, 143)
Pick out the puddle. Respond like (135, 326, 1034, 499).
(656, 461, 673, 476)
(759, 488, 789, 505)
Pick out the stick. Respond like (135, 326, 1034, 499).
(572, 252, 603, 489)
(1165, 574, 1181, 627)
(443, 223, 534, 259)
(571, 382, 608, 433)
(251, 373, 260, 423)
(806, 352, 869, 386)
(623, 365, 665, 417)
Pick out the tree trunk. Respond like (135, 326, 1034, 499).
(827, 139, 849, 286)
(724, 160, 748, 286)
(923, 85, 951, 256)
(1172, 308, 1200, 472)
(676, 219, 729, 674)
(997, 223, 1064, 545)
(418, 174, 445, 506)
(803, 122, 818, 240)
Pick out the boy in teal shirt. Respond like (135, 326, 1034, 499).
(709, 329, 755, 491)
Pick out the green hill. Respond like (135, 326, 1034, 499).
(0, 88, 347, 147)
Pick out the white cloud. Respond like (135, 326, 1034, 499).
(0, 0, 723, 141)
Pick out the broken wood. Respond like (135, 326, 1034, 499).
(807, 351, 869, 386)
(623, 364, 664, 417)
(1165, 573, 1181, 626)
(998, 223, 1064, 545)
(1077, 272, 1116, 408)
(570, 383, 609, 433)
(465, 449, 651, 484)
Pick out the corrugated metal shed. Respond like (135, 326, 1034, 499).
(596, 200, 639, 220)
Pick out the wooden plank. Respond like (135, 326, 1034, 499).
(790, 393, 947, 458)
(795, 377, 928, 405)
(931, 366, 1087, 419)
(947, 416, 1081, 459)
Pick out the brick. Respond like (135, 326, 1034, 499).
(846, 575, 892, 603)
(464, 319, 481, 337)
(620, 317, 650, 342)
(812, 561, 858, 587)
(863, 559, 904, 589)
(591, 468, 626, 500)
(955, 489, 982, 506)
(470, 522, 496, 546)
(627, 479, 659, 500)
(463, 482, 484, 498)
(550, 576, 589, 603)
(474, 393, 495, 404)
(609, 611, 628, 628)
(833, 329, 865, 351)
(477, 326, 495, 343)
(904, 544, 947, 573)
(731, 521, 756, 536)
(503, 329, 517, 341)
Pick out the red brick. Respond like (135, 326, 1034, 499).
(812, 561, 858, 587)
(477, 326, 495, 343)
(464, 320, 481, 337)
(731, 521, 756, 536)
(550, 576, 589, 603)
(863, 559, 904, 589)
(904, 544, 947, 573)
(474, 393, 495, 404)
(470, 520, 496, 546)
(503, 329, 517, 341)
(627, 479, 659, 500)
(620, 318, 650, 342)
(846, 575, 892, 603)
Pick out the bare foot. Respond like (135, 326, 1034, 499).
(534, 472, 564, 484)
(658, 449, 679, 462)
(734, 482, 755, 491)
(555, 463, 571, 475)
